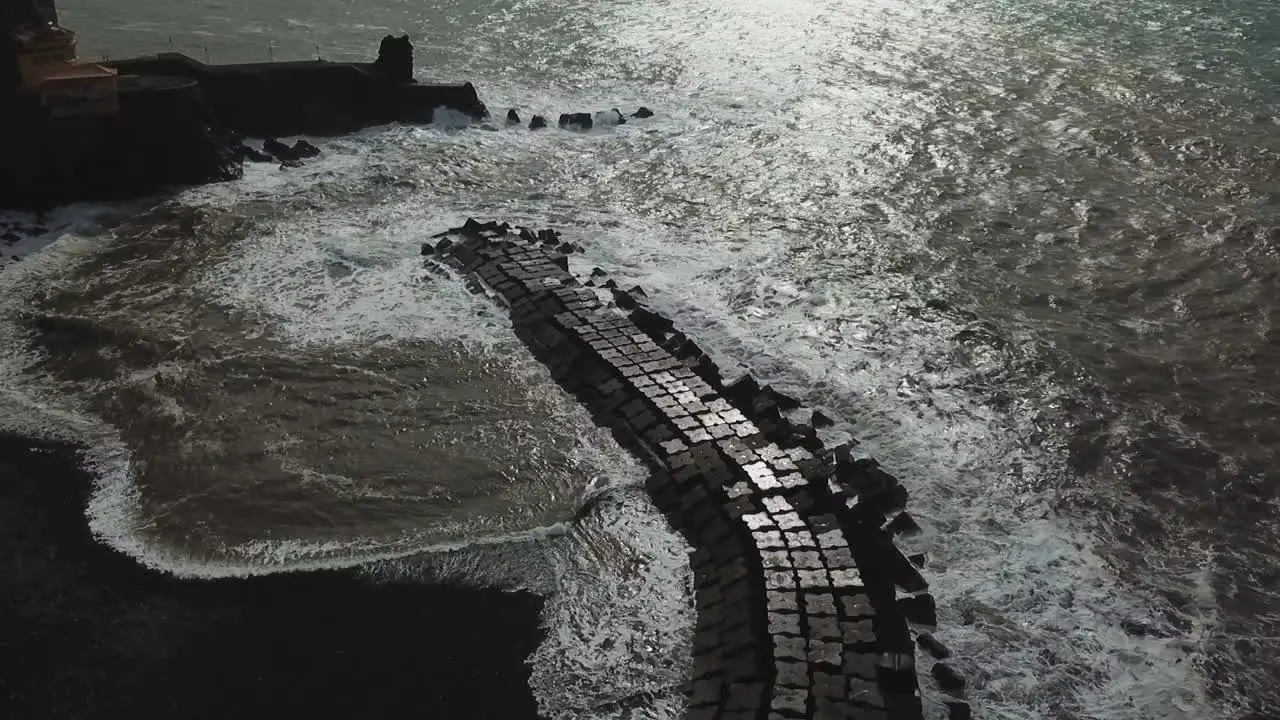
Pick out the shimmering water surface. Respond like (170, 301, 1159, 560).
(2, 0, 1279, 718)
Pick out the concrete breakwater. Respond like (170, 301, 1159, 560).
(424, 220, 973, 720)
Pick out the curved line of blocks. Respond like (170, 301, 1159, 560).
(423, 219, 973, 720)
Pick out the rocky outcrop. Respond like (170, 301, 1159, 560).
(424, 219, 974, 720)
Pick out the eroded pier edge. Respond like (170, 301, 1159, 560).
(425, 220, 973, 720)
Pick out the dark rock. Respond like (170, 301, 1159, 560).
(723, 374, 760, 405)
(811, 410, 835, 428)
(908, 552, 927, 568)
(528, 115, 547, 130)
(263, 138, 297, 161)
(632, 106, 654, 118)
(506, 109, 521, 126)
(291, 140, 321, 158)
(946, 700, 973, 720)
(558, 112, 593, 130)
(241, 146, 273, 163)
(916, 632, 951, 659)
(931, 662, 966, 694)
(278, 158, 304, 169)
(613, 289, 640, 311)
(374, 34, 415, 84)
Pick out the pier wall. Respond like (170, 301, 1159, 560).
(104, 53, 488, 137)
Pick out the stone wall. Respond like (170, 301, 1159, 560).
(424, 220, 974, 720)
(103, 53, 488, 137)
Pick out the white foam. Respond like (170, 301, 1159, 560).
(0, 207, 132, 438)
(555, 214, 1216, 719)
(194, 208, 514, 349)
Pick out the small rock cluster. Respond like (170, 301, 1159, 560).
(424, 218, 974, 720)
(497, 106, 654, 132)
(232, 137, 323, 170)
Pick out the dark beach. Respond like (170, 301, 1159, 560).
(0, 433, 545, 720)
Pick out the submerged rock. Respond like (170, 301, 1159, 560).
(528, 115, 547, 130)
(291, 139, 321, 158)
(263, 138, 296, 161)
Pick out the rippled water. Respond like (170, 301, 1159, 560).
(2, 0, 1278, 718)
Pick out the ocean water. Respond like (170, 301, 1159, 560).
(2, 0, 1279, 718)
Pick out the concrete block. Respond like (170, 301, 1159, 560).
(807, 639, 842, 666)
(797, 570, 830, 589)
(848, 677, 886, 708)
(753, 530, 785, 549)
(689, 677, 723, 707)
(791, 550, 824, 570)
(774, 659, 809, 688)
(783, 530, 817, 548)
(761, 550, 792, 570)
(765, 571, 797, 590)
(767, 612, 801, 636)
(820, 546, 855, 569)
(884, 693, 926, 720)
(812, 699, 844, 720)
(773, 635, 807, 661)
(804, 593, 837, 617)
(808, 616, 841, 641)
(899, 593, 937, 627)
(842, 651, 879, 680)
(932, 662, 965, 695)
(841, 619, 876, 646)
(829, 569, 863, 589)
(763, 496, 793, 514)
(777, 473, 806, 489)
(766, 591, 799, 613)
(770, 688, 807, 716)
(840, 595, 875, 619)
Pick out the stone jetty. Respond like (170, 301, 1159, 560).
(424, 219, 973, 720)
